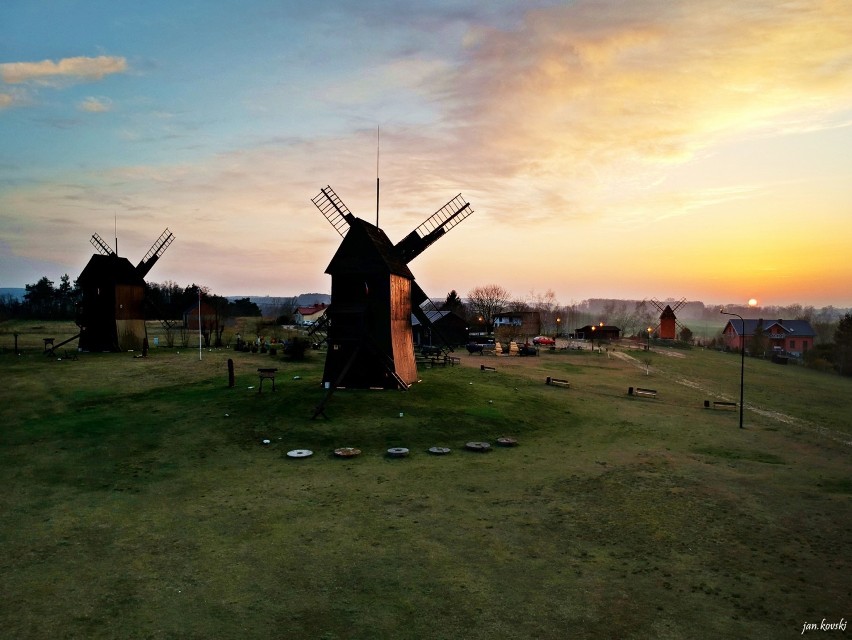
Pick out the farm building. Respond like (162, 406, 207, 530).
(412, 309, 468, 348)
(575, 324, 621, 341)
(722, 319, 815, 357)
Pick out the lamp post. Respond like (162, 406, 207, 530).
(647, 327, 652, 351)
(591, 325, 596, 352)
(720, 309, 745, 429)
(556, 317, 561, 338)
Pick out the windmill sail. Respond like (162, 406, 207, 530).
(312, 186, 354, 238)
(90, 233, 115, 256)
(136, 228, 175, 278)
(395, 194, 472, 263)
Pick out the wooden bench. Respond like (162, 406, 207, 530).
(257, 368, 278, 392)
(445, 355, 461, 366)
(545, 377, 570, 388)
(480, 364, 496, 372)
(704, 400, 737, 410)
(628, 386, 657, 398)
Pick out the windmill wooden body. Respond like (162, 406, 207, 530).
(650, 297, 686, 340)
(77, 229, 174, 352)
(311, 186, 472, 395)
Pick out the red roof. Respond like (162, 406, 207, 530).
(297, 303, 327, 315)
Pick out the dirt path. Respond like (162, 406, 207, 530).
(459, 346, 852, 448)
(613, 347, 852, 447)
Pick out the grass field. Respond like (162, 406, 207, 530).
(1, 321, 850, 639)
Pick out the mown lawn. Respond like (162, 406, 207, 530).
(1, 323, 850, 639)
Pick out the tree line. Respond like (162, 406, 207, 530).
(5, 275, 850, 375)
(0, 275, 263, 322)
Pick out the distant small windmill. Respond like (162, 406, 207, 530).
(649, 297, 687, 340)
(77, 229, 175, 352)
(310, 185, 473, 411)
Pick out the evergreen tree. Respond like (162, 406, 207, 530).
(24, 276, 56, 318)
(834, 313, 852, 376)
(442, 289, 464, 313)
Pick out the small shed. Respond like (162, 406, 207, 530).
(184, 300, 218, 332)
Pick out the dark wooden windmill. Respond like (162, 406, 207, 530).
(76, 229, 174, 352)
(311, 186, 473, 399)
(649, 297, 687, 340)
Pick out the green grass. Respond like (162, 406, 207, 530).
(1, 322, 850, 639)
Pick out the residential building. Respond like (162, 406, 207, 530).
(493, 310, 542, 337)
(721, 318, 815, 357)
(295, 303, 328, 326)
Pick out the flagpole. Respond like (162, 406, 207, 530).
(198, 289, 202, 361)
(376, 125, 380, 227)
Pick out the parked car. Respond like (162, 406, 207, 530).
(532, 336, 555, 345)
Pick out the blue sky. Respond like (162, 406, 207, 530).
(2, 0, 852, 307)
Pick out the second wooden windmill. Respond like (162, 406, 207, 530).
(649, 297, 687, 340)
(311, 186, 473, 396)
(77, 228, 174, 351)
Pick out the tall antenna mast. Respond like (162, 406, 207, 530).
(376, 125, 380, 227)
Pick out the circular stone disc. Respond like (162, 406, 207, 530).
(465, 441, 492, 452)
(496, 437, 518, 447)
(387, 447, 409, 458)
(286, 449, 313, 458)
(334, 447, 361, 458)
(428, 446, 452, 455)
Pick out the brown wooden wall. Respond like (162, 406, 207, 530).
(659, 316, 677, 340)
(389, 274, 417, 384)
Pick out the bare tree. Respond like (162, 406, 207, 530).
(529, 289, 559, 335)
(467, 284, 511, 334)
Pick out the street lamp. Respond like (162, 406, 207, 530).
(591, 325, 596, 352)
(556, 317, 561, 338)
(647, 327, 652, 351)
(720, 309, 745, 429)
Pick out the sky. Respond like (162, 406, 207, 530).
(2, 0, 851, 309)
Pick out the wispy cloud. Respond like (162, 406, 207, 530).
(78, 96, 113, 113)
(0, 55, 127, 85)
(0, 87, 31, 110)
(447, 0, 852, 176)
